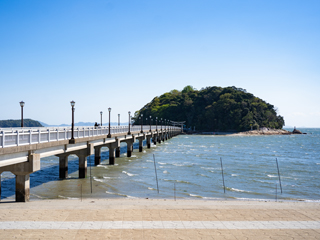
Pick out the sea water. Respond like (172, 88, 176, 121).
(1, 128, 319, 201)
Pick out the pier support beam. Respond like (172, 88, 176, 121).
(0, 153, 40, 202)
(146, 135, 152, 148)
(59, 154, 69, 179)
(16, 174, 30, 202)
(106, 139, 120, 165)
(94, 146, 102, 165)
(116, 147, 120, 157)
(122, 135, 136, 157)
(137, 135, 146, 152)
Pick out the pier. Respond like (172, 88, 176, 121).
(0, 125, 181, 202)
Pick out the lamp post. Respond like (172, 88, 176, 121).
(107, 107, 111, 138)
(118, 114, 120, 126)
(149, 116, 152, 132)
(161, 118, 163, 131)
(156, 117, 158, 131)
(140, 113, 143, 133)
(100, 111, 103, 126)
(69, 100, 75, 144)
(19, 101, 25, 128)
(128, 111, 131, 135)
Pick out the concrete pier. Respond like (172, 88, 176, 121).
(0, 125, 182, 202)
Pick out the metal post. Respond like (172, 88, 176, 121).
(276, 158, 283, 194)
(100, 111, 103, 126)
(153, 154, 159, 194)
(220, 157, 226, 193)
(118, 114, 120, 126)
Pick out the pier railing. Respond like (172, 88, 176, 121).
(0, 125, 179, 148)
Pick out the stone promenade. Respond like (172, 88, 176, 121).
(0, 199, 319, 239)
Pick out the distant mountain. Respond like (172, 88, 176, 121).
(0, 119, 43, 128)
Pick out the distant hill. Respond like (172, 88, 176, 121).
(133, 86, 285, 132)
(0, 119, 43, 128)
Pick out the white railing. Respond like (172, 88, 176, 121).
(0, 125, 180, 148)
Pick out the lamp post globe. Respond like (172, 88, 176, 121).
(107, 107, 111, 138)
(19, 101, 25, 128)
(69, 100, 76, 144)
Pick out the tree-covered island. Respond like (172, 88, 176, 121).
(133, 86, 285, 132)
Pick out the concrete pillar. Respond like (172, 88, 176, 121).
(59, 155, 69, 179)
(127, 142, 133, 157)
(109, 147, 115, 165)
(94, 146, 102, 165)
(116, 147, 120, 157)
(78, 154, 87, 178)
(153, 135, 157, 145)
(137, 135, 145, 152)
(16, 174, 30, 202)
(146, 136, 151, 148)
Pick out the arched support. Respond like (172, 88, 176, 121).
(0, 153, 40, 202)
(122, 135, 136, 157)
(106, 139, 120, 165)
(136, 135, 146, 152)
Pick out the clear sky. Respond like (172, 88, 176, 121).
(0, 0, 319, 127)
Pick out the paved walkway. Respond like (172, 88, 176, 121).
(0, 199, 319, 239)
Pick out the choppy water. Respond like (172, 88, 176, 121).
(1, 128, 320, 201)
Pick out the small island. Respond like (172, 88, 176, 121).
(133, 85, 285, 134)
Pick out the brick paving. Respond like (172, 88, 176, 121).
(0, 199, 319, 239)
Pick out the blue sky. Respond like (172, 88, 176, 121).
(0, 0, 319, 127)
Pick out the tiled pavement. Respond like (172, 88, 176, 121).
(0, 199, 319, 239)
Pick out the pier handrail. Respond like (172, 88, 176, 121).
(0, 125, 180, 148)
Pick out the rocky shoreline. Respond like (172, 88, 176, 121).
(234, 128, 306, 136)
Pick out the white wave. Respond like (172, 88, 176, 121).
(146, 160, 153, 162)
(163, 170, 168, 174)
(158, 162, 167, 165)
(58, 195, 79, 200)
(189, 194, 202, 198)
(148, 187, 156, 190)
(316, 163, 320, 165)
(231, 174, 238, 177)
(122, 171, 135, 176)
(93, 178, 104, 183)
(97, 165, 108, 168)
(105, 191, 127, 197)
(267, 175, 277, 178)
(230, 188, 250, 193)
(131, 155, 137, 158)
(173, 163, 184, 166)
